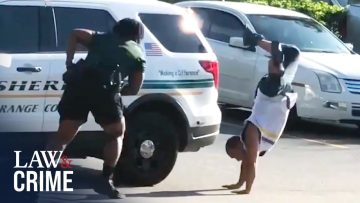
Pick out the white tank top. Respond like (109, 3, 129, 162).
(244, 90, 297, 155)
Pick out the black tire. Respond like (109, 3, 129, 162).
(114, 112, 178, 186)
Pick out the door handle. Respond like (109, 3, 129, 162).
(17, 67, 42, 72)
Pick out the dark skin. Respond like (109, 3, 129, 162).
(223, 39, 283, 194)
(51, 29, 143, 168)
(223, 122, 259, 194)
(65, 29, 144, 96)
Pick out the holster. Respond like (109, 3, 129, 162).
(63, 60, 122, 92)
(62, 59, 87, 87)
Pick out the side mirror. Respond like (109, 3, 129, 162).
(229, 37, 255, 52)
(0, 54, 12, 69)
(229, 37, 248, 49)
(345, 43, 354, 51)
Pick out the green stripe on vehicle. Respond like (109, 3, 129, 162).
(143, 79, 213, 83)
(142, 80, 214, 89)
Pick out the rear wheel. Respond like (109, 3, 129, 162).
(114, 112, 178, 186)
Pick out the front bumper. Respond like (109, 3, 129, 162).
(295, 85, 360, 126)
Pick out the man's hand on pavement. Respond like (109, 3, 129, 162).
(231, 189, 250, 195)
(222, 182, 242, 190)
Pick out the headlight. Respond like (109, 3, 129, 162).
(314, 71, 342, 93)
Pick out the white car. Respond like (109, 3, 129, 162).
(0, 0, 221, 186)
(177, 1, 360, 129)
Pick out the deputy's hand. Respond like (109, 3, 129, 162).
(65, 60, 74, 67)
(222, 182, 242, 190)
(231, 189, 250, 195)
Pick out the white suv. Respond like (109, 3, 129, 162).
(0, 0, 221, 186)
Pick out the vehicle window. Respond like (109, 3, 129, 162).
(191, 8, 212, 37)
(139, 13, 207, 53)
(338, 0, 349, 6)
(0, 6, 39, 53)
(54, 7, 116, 51)
(248, 15, 350, 53)
(40, 8, 56, 52)
(193, 8, 245, 43)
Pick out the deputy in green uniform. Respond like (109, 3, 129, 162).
(50, 18, 146, 199)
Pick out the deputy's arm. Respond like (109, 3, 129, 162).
(121, 70, 144, 96)
(66, 29, 95, 66)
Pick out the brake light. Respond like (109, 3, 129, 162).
(199, 60, 219, 89)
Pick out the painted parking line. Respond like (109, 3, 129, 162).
(287, 135, 349, 149)
(222, 121, 350, 149)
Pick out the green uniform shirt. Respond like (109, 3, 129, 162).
(84, 32, 146, 79)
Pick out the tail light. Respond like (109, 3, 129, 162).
(199, 60, 219, 89)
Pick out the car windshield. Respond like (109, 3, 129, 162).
(337, 0, 349, 6)
(247, 15, 350, 53)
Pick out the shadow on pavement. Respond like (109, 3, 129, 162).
(33, 165, 234, 202)
(33, 166, 124, 203)
(127, 188, 234, 198)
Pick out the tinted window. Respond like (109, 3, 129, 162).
(192, 8, 211, 36)
(54, 7, 116, 51)
(40, 8, 57, 52)
(193, 8, 245, 43)
(140, 13, 206, 53)
(0, 6, 39, 53)
(248, 15, 350, 53)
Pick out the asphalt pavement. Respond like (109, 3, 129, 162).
(9, 108, 360, 203)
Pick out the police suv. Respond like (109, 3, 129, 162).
(0, 0, 221, 186)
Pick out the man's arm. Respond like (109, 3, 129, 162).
(232, 123, 259, 194)
(222, 162, 246, 189)
(66, 29, 95, 66)
(121, 70, 144, 96)
(243, 126, 259, 194)
(238, 161, 247, 186)
(257, 40, 272, 54)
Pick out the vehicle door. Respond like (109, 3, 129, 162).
(0, 4, 54, 132)
(192, 7, 257, 107)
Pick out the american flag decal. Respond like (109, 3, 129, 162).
(144, 43, 162, 56)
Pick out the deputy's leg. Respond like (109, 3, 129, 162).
(102, 118, 125, 168)
(48, 120, 84, 151)
(92, 91, 125, 199)
(47, 87, 88, 151)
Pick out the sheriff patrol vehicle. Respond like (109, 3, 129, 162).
(0, 0, 221, 186)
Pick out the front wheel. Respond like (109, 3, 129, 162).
(114, 112, 178, 186)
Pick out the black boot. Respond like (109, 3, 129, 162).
(102, 164, 126, 199)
